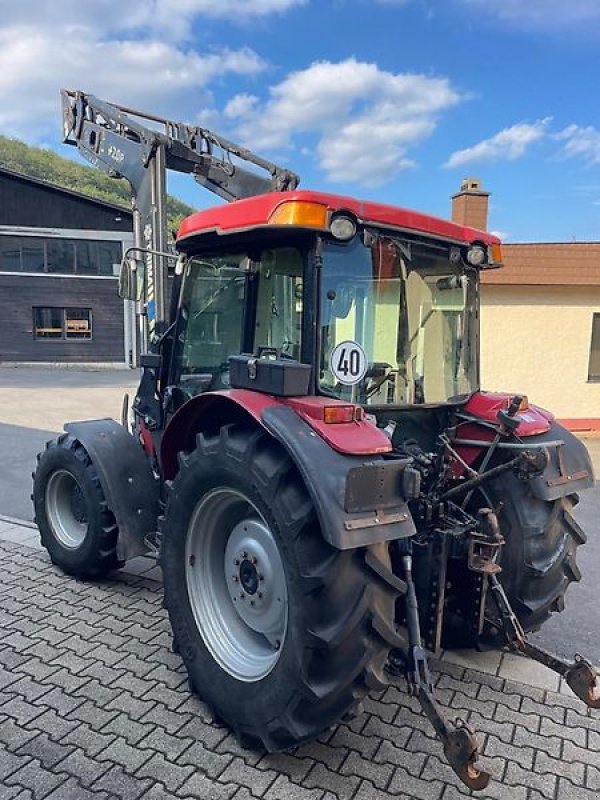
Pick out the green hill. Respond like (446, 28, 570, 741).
(0, 135, 195, 234)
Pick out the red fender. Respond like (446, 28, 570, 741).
(160, 389, 391, 480)
(452, 391, 554, 477)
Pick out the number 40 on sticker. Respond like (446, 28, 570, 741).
(330, 340, 368, 386)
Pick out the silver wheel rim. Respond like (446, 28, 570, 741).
(185, 487, 288, 682)
(45, 469, 88, 549)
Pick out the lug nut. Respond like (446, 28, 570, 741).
(257, 592, 263, 599)
(234, 559, 240, 566)
(250, 600, 255, 607)
(232, 576, 239, 583)
(189, 555, 196, 567)
(241, 551, 248, 559)
(258, 574, 264, 582)
(252, 556, 258, 565)
(240, 592, 245, 600)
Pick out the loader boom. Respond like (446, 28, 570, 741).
(61, 89, 299, 344)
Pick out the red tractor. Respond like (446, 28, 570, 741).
(33, 91, 599, 791)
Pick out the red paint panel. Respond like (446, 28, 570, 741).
(463, 391, 553, 436)
(177, 190, 500, 247)
(160, 389, 391, 478)
(160, 389, 281, 479)
(282, 396, 391, 455)
(137, 421, 155, 457)
(451, 392, 554, 477)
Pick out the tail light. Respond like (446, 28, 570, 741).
(323, 405, 363, 424)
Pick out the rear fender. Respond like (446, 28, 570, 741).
(453, 418, 594, 501)
(64, 419, 159, 561)
(262, 406, 415, 550)
(160, 389, 391, 479)
(160, 391, 279, 480)
(161, 392, 415, 549)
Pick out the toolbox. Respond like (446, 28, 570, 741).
(229, 350, 311, 396)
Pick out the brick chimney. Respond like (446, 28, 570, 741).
(451, 177, 489, 231)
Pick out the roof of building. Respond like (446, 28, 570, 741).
(177, 189, 501, 246)
(482, 241, 600, 286)
(0, 165, 132, 217)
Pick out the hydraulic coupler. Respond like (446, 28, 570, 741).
(398, 553, 491, 791)
(489, 574, 600, 709)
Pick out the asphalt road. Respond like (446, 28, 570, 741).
(0, 422, 55, 521)
(1, 365, 599, 666)
(0, 365, 139, 522)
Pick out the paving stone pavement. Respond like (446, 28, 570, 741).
(0, 531, 598, 800)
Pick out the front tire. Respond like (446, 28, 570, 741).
(160, 424, 399, 751)
(32, 434, 121, 578)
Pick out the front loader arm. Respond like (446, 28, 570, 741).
(60, 89, 299, 343)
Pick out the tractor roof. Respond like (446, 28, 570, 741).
(176, 189, 500, 246)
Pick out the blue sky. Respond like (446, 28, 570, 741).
(1, 0, 599, 242)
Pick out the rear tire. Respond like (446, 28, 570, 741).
(32, 434, 121, 578)
(483, 471, 586, 637)
(160, 424, 399, 751)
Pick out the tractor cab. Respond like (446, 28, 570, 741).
(169, 190, 502, 413)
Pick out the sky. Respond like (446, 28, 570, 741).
(0, 0, 599, 242)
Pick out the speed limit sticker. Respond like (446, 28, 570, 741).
(330, 340, 368, 385)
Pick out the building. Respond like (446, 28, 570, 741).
(0, 167, 135, 365)
(452, 178, 600, 430)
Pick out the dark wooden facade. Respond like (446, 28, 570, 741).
(0, 275, 124, 362)
(0, 167, 133, 364)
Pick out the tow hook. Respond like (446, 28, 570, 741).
(489, 573, 600, 709)
(401, 554, 491, 791)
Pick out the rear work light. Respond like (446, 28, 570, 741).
(467, 242, 503, 269)
(466, 245, 486, 266)
(323, 405, 363, 424)
(330, 214, 357, 241)
(268, 201, 328, 229)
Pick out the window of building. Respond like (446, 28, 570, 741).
(0, 236, 22, 271)
(21, 239, 46, 272)
(46, 239, 75, 274)
(1, 235, 121, 275)
(588, 313, 600, 381)
(33, 308, 92, 341)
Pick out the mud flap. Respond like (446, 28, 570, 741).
(526, 422, 594, 501)
(64, 419, 159, 561)
(261, 406, 415, 550)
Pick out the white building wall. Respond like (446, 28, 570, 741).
(480, 285, 600, 420)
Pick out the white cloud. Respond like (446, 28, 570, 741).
(0, 0, 302, 138)
(226, 59, 461, 185)
(224, 94, 260, 119)
(0, 0, 306, 39)
(458, 0, 600, 30)
(0, 22, 266, 139)
(557, 125, 600, 165)
(444, 119, 551, 168)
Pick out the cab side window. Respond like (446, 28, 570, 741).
(172, 247, 304, 398)
(253, 248, 303, 359)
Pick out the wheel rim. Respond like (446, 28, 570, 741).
(45, 469, 88, 549)
(185, 487, 288, 682)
